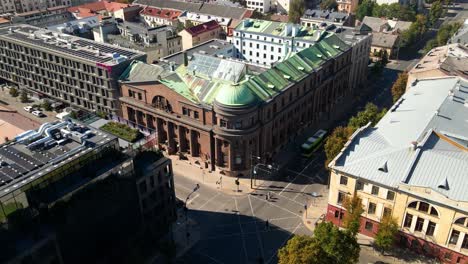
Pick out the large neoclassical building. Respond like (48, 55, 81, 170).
(328, 77, 468, 263)
(118, 32, 353, 176)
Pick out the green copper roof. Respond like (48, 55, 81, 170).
(118, 32, 350, 108)
(215, 83, 256, 106)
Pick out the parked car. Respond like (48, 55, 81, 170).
(23, 106, 34, 112)
(32, 110, 46, 117)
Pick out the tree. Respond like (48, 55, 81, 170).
(20, 90, 29, 103)
(9, 87, 19, 97)
(320, 0, 338, 10)
(324, 126, 355, 165)
(176, 21, 185, 32)
(356, 0, 375, 21)
(391, 72, 408, 102)
(380, 49, 389, 66)
(429, 0, 444, 25)
(313, 222, 361, 264)
(400, 15, 428, 47)
(288, 0, 305, 23)
(342, 194, 364, 236)
(348, 103, 387, 129)
(375, 215, 399, 254)
(278, 235, 330, 264)
(185, 20, 194, 29)
(42, 101, 52, 111)
(279, 223, 360, 264)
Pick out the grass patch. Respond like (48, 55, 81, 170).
(100, 122, 141, 142)
(0, 202, 23, 222)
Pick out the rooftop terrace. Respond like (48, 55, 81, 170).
(0, 120, 117, 196)
(0, 25, 145, 65)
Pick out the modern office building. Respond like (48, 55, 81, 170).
(0, 24, 146, 114)
(327, 77, 468, 264)
(179, 20, 222, 50)
(118, 33, 353, 176)
(0, 120, 177, 263)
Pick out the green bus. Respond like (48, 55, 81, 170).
(301, 129, 327, 158)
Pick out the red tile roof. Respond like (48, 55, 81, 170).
(185, 20, 220, 36)
(140, 7, 181, 20)
(68, 1, 130, 18)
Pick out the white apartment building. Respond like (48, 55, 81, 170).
(232, 20, 324, 66)
(246, 0, 271, 13)
(274, 0, 291, 13)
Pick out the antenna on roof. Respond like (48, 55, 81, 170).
(378, 161, 388, 173)
(438, 177, 449, 190)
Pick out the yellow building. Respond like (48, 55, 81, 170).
(178, 20, 222, 50)
(327, 77, 468, 264)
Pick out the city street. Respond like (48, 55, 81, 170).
(174, 151, 328, 264)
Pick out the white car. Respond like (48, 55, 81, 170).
(32, 110, 46, 117)
(23, 106, 34, 112)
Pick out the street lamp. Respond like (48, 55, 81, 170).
(250, 155, 261, 189)
(184, 183, 200, 219)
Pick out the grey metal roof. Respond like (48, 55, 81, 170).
(371, 32, 398, 48)
(133, 0, 248, 19)
(302, 9, 348, 23)
(119, 60, 168, 82)
(161, 39, 233, 66)
(0, 24, 145, 64)
(331, 77, 468, 202)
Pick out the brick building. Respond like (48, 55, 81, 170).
(118, 33, 354, 177)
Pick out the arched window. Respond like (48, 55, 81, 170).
(152, 96, 172, 112)
(407, 200, 439, 217)
(454, 217, 468, 227)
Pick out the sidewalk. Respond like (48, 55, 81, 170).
(170, 156, 260, 196)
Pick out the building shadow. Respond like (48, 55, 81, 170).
(177, 209, 297, 264)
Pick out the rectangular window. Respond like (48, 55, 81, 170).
(386, 191, 395, 200)
(415, 217, 424, 232)
(449, 230, 460, 245)
(426, 221, 436, 237)
(404, 213, 413, 228)
(194, 111, 199, 119)
(365, 221, 373, 231)
(462, 234, 468, 249)
(383, 207, 392, 217)
(356, 180, 363, 191)
(340, 176, 348, 185)
(220, 119, 227, 127)
(182, 107, 188, 115)
(368, 202, 376, 214)
(371, 186, 379, 195)
(337, 191, 346, 205)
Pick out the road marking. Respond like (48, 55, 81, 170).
(195, 252, 225, 264)
(292, 184, 310, 201)
(266, 222, 303, 264)
(250, 194, 301, 217)
(202, 226, 302, 240)
(196, 193, 220, 210)
(286, 169, 316, 181)
(213, 216, 299, 228)
(235, 198, 249, 263)
(249, 195, 266, 262)
(186, 193, 200, 205)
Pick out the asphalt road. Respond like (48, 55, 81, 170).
(174, 152, 329, 264)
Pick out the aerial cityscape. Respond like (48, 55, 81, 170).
(0, 0, 467, 263)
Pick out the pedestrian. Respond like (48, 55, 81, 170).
(265, 192, 269, 201)
(265, 219, 270, 230)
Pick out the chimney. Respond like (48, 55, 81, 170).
(169, 61, 175, 71)
(183, 51, 188, 66)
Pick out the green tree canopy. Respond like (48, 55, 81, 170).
(429, 0, 444, 25)
(288, 0, 305, 23)
(400, 14, 428, 47)
(342, 194, 364, 237)
(320, 0, 338, 10)
(391, 72, 408, 102)
(423, 22, 461, 52)
(278, 235, 330, 264)
(20, 90, 29, 103)
(324, 126, 355, 165)
(356, 0, 375, 21)
(348, 103, 387, 129)
(375, 215, 399, 254)
(372, 3, 416, 21)
(279, 223, 360, 264)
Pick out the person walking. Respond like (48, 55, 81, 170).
(265, 219, 270, 230)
